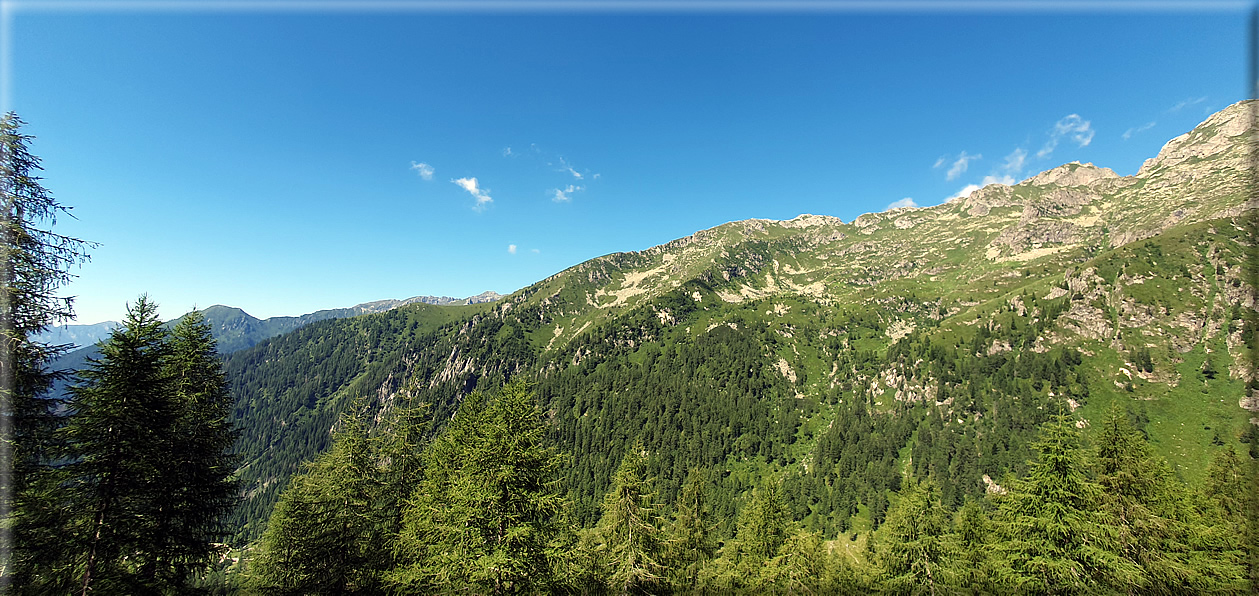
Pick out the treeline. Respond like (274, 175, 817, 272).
(241, 379, 1257, 594)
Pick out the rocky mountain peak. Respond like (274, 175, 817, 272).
(1137, 99, 1255, 176)
(1024, 161, 1119, 187)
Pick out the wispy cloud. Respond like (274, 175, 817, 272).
(948, 184, 981, 201)
(508, 244, 517, 254)
(886, 197, 918, 210)
(556, 156, 588, 180)
(410, 161, 434, 180)
(1037, 114, 1094, 158)
(502, 147, 514, 157)
(551, 184, 584, 203)
(932, 156, 946, 169)
(1122, 121, 1156, 141)
(531, 248, 540, 254)
(452, 177, 493, 211)
(1167, 96, 1207, 113)
(982, 174, 1015, 186)
(1001, 148, 1027, 177)
(939, 151, 981, 181)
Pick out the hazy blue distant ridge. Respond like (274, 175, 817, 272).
(40, 291, 505, 399)
(35, 292, 505, 352)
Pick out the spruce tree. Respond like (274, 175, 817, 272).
(61, 296, 179, 594)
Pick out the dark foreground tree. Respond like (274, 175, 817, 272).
(24, 298, 238, 594)
(1, 111, 92, 591)
(154, 311, 241, 582)
(61, 297, 177, 594)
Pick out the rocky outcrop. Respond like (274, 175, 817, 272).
(1025, 162, 1119, 187)
(1137, 100, 1253, 176)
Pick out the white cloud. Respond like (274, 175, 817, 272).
(452, 177, 493, 211)
(558, 156, 584, 179)
(1038, 114, 1094, 158)
(1168, 96, 1207, 112)
(1122, 121, 1156, 140)
(932, 156, 946, 169)
(508, 244, 517, 254)
(1001, 148, 1027, 176)
(531, 248, 540, 254)
(502, 147, 514, 157)
(981, 174, 1015, 186)
(410, 161, 434, 180)
(886, 197, 918, 210)
(551, 184, 584, 203)
(946, 151, 982, 181)
(946, 174, 1015, 202)
(948, 184, 982, 201)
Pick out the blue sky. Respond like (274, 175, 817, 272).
(5, 3, 1249, 324)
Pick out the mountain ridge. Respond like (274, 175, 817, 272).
(37, 291, 506, 352)
(217, 99, 1256, 545)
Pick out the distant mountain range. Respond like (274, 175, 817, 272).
(35, 291, 505, 352)
(39, 291, 504, 399)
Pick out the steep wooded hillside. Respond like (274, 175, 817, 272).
(224, 100, 1257, 545)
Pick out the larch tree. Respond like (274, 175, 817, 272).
(993, 413, 1142, 594)
(1093, 404, 1246, 594)
(703, 478, 790, 591)
(1200, 446, 1258, 592)
(876, 478, 954, 596)
(665, 467, 716, 590)
(389, 379, 568, 594)
(0, 111, 92, 591)
(588, 444, 667, 595)
(251, 402, 383, 594)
